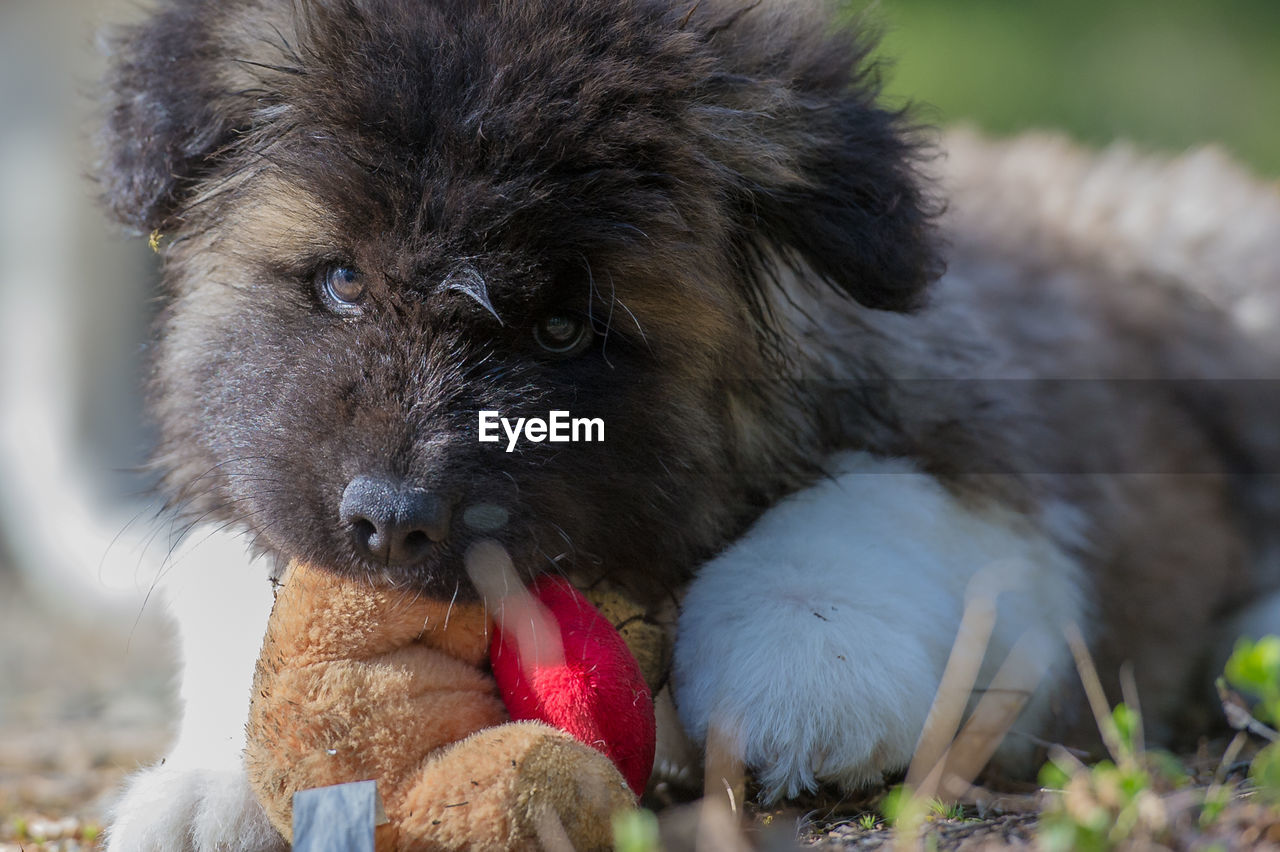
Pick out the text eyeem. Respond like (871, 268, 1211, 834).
(478, 411, 604, 452)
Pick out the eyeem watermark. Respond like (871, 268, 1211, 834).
(478, 410, 604, 452)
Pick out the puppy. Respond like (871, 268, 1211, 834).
(96, 0, 1280, 847)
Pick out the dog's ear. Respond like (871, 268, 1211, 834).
(97, 1, 266, 233)
(696, 8, 943, 312)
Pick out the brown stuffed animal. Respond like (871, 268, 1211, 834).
(244, 561, 648, 851)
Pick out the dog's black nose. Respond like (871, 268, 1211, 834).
(339, 475, 451, 565)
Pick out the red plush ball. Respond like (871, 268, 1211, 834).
(489, 576, 655, 794)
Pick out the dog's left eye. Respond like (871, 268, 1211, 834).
(534, 314, 593, 357)
(316, 265, 366, 315)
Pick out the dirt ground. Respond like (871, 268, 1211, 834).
(0, 579, 174, 851)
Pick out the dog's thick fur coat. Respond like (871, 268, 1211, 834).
(96, 0, 1280, 848)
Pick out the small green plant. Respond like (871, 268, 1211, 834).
(1110, 702, 1140, 754)
(881, 783, 931, 851)
(1035, 635, 1280, 850)
(880, 783, 970, 851)
(927, 799, 965, 820)
(1038, 696, 1189, 852)
(1251, 743, 1280, 805)
(612, 807, 661, 852)
(1038, 752, 1167, 850)
(1222, 635, 1280, 804)
(881, 784, 916, 825)
(857, 812, 879, 830)
(1200, 782, 1232, 827)
(882, 786, 967, 825)
(1223, 636, 1280, 723)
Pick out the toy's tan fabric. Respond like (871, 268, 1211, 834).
(244, 562, 635, 851)
(579, 583, 672, 696)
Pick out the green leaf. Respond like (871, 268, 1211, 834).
(1111, 703, 1139, 754)
(1038, 757, 1072, 789)
(1224, 636, 1280, 719)
(881, 785, 911, 825)
(613, 808, 660, 852)
(1200, 785, 1231, 827)
(1250, 742, 1280, 803)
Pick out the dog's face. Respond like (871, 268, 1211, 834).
(100, 0, 938, 600)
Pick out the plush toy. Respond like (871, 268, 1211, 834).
(244, 558, 662, 851)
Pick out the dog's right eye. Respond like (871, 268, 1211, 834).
(534, 313, 593, 357)
(316, 265, 366, 316)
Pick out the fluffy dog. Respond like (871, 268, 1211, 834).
(97, 0, 1280, 847)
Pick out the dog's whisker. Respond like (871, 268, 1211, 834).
(442, 581, 461, 632)
(613, 296, 651, 351)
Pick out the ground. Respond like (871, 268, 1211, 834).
(0, 581, 173, 852)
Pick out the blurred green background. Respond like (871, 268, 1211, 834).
(858, 0, 1280, 177)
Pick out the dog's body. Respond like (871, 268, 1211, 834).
(96, 0, 1280, 848)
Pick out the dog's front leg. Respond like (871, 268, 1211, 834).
(106, 531, 286, 852)
(671, 452, 1085, 801)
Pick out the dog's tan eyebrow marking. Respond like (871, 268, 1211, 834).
(228, 178, 338, 257)
(443, 265, 502, 325)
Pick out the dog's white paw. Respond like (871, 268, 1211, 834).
(106, 763, 285, 852)
(673, 561, 942, 799)
(672, 451, 1083, 801)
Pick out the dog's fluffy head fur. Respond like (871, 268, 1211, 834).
(99, 0, 940, 599)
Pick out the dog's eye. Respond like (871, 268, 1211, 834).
(534, 314, 592, 357)
(317, 265, 366, 315)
